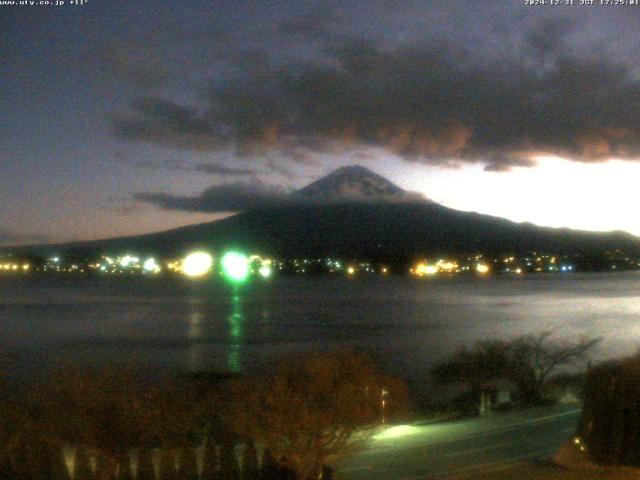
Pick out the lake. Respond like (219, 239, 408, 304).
(1, 272, 639, 395)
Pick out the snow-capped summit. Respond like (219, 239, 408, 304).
(295, 165, 425, 204)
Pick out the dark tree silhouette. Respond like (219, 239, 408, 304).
(508, 331, 600, 405)
(431, 340, 511, 401)
(579, 353, 640, 466)
(431, 331, 600, 409)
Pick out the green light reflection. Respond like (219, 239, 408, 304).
(227, 287, 244, 373)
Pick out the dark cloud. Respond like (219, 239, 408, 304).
(0, 228, 49, 246)
(135, 166, 427, 213)
(104, 194, 149, 216)
(135, 183, 291, 212)
(134, 159, 190, 170)
(111, 14, 640, 171)
(111, 97, 220, 150)
(482, 156, 537, 173)
(192, 163, 258, 176)
(132, 157, 259, 176)
(526, 17, 577, 60)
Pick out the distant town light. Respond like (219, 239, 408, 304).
(143, 258, 161, 273)
(415, 262, 438, 276)
(347, 266, 356, 275)
(119, 255, 139, 268)
(221, 252, 249, 282)
(182, 251, 213, 277)
(437, 260, 458, 272)
(476, 263, 490, 274)
(258, 265, 272, 278)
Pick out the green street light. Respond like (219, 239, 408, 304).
(221, 252, 249, 282)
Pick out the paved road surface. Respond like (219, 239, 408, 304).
(336, 405, 581, 479)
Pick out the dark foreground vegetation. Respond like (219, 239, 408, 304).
(430, 331, 600, 416)
(578, 352, 640, 467)
(468, 351, 640, 479)
(0, 351, 409, 480)
(3, 331, 638, 479)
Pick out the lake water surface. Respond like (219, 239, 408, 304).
(1, 272, 639, 392)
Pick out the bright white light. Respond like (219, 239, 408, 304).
(182, 252, 213, 277)
(143, 258, 160, 273)
(119, 255, 138, 267)
(415, 263, 438, 276)
(425, 265, 438, 275)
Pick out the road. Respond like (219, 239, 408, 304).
(336, 405, 581, 479)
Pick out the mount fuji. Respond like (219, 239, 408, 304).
(294, 165, 426, 204)
(4, 166, 640, 262)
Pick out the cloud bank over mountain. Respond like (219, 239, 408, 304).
(136, 166, 427, 212)
(112, 10, 640, 172)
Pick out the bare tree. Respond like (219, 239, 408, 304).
(431, 340, 511, 400)
(431, 331, 601, 409)
(509, 331, 601, 405)
(220, 350, 409, 480)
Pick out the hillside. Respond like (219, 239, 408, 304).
(4, 166, 639, 260)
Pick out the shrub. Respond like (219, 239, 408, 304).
(578, 353, 640, 466)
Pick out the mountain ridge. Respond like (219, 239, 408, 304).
(2, 166, 639, 260)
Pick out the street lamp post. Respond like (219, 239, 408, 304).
(381, 388, 389, 424)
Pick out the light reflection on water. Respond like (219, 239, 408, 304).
(0, 272, 639, 389)
(187, 301, 205, 371)
(227, 290, 244, 373)
(185, 287, 246, 374)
